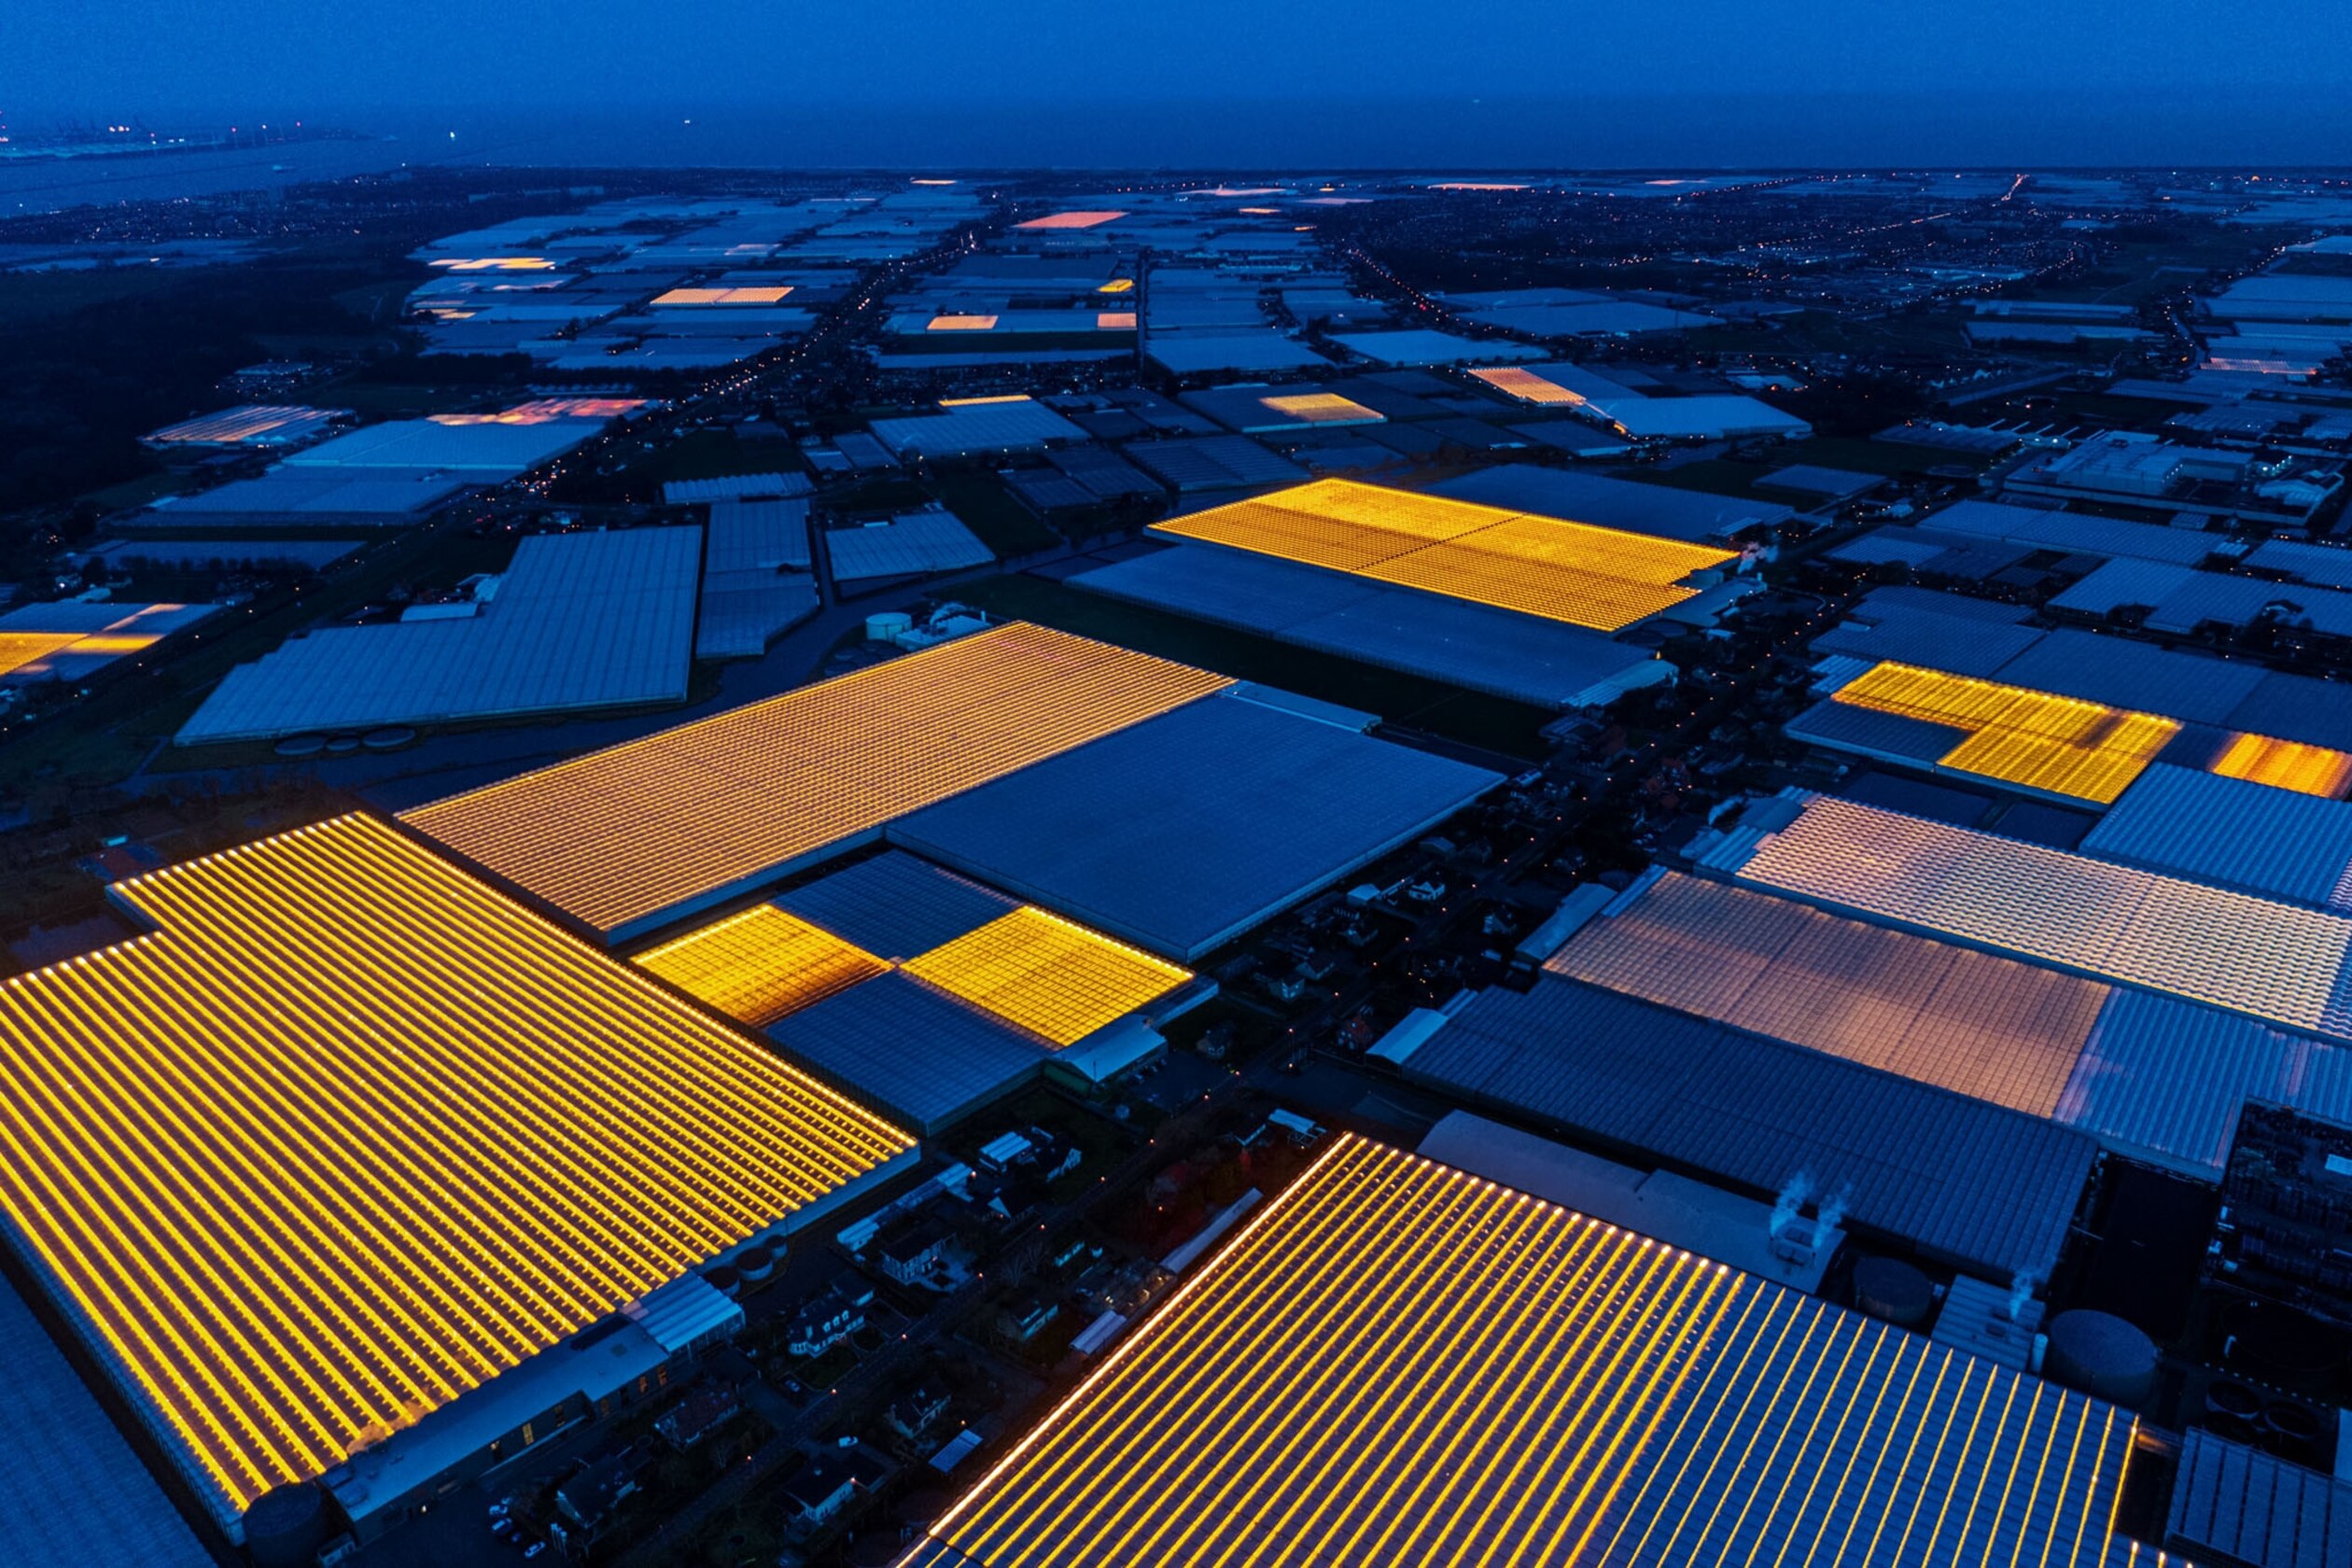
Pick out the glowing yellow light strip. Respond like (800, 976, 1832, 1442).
(1153, 478, 1735, 632)
(2209, 731, 2352, 797)
(908, 1134, 2135, 1568)
(902, 908, 1188, 1047)
(636, 905, 889, 1028)
(0, 816, 910, 1514)
(1830, 663, 2180, 805)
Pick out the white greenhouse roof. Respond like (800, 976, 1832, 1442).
(178, 526, 699, 743)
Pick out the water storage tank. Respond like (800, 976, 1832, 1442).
(244, 1481, 336, 1568)
(2043, 1310, 2157, 1407)
(735, 1244, 777, 1282)
(702, 1264, 741, 1298)
(1853, 1256, 1935, 1328)
(866, 611, 914, 643)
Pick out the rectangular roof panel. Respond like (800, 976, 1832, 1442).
(0, 815, 910, 1520)
(403, 623, 1233, 939)
(905, 1136, 2130, 1568)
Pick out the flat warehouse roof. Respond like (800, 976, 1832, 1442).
(888, 696, 1502, 959)
(1804, 662, 2182, 805)
(1555, 871, 2107, 1115)
(1393, 977, 2098, 1278)
(1154, 478, 1737, 631)
(1710, 791, 2352, 1041)
(403, 624, 1233, 939)
(903, 1136, 2134, 1568)
(0, 815, 910, 1521)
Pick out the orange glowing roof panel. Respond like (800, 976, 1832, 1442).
(0, 633, 81, 678)
(1006, 212, 1124, 231)
(651, 286, 795, 306)
(1152, 479, 1735, 631)
(1096, 312, 1139, 330)
(1469, 366, 1588, 406)
(903, 907, 1190, 1046)
(1014, 211, 1127, 231)
(403, 623, 1233, 937)
(1256, 392, 1383, 425)
(1829, 663, 2180, 805)
(0, 815, 910, 1519)
(1098, 278, 1136, 293)
(2209, 732, 2352, 798)
(429, 256, 556, 272)
(637, 904, 889, 1028)
(928, 314, 1001, 331)
(906, 1135, 2135, 1568)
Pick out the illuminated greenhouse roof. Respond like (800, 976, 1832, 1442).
(0, 815, 909, 1520)
(902, 1136, 2136, 1568)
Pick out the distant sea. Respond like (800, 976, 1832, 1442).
(6, 91, 2349, 217)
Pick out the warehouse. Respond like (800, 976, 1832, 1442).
(280, 414, 610, 474)
(404, 624, 1236, 941)
(888, 693, 1502, 959)
(138, 468, 471, 527)
(0, 816, 912, 1534)
(1547, 869, 2352, 1177)
(1121, 434, 1308, 494)
(178, 526, 699, 743)
(869, 395, 1090, 459)
(1150, 479, 1743, 632)
(1178, 383, 1389, 434)
(2079, 763, 2352, 905)
(900, 1137, 2135, 1568)
(0, 600, 216, 684)
(1071, 542, 1673, 708)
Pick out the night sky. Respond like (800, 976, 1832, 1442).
(11, 0, 2352, 164)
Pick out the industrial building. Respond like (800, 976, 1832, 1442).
(0, 1275, 213, 1566)
(1434, 462, 1794, 543)
(142, 402, 349, 449)
(1697, 791, 2352, 1044)
(1528, 867, 2352, 1179)
(899, 1136, 2138, 1568)
(1067, 477, 1745, 708)
(869, 396, 1090, 460)
(0, 600, 216, 684)
(825, 511, 994, 583)
(635, 855, 1208, 1131)
(0, 814, 912, 1535)
(177, 525, 700, 743)
(1146, 479, 1743, 631)
(404, 623, 1495, 956)
(1785, 660, 2352, 807)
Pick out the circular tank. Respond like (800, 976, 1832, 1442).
(1852, 1256, 1935, 1328)
(866, 611, 913, 643)
(2044, 1310, 2157, 1407)
(244, 1481, 337, 1568)
(702, 1264, 741, 1297)
(735, 1244, 776, 1281)
(273, 735, 326, 759)
(362, 726, 417, 751)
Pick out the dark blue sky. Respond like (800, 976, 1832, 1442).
(9, 1, 2352, 164)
